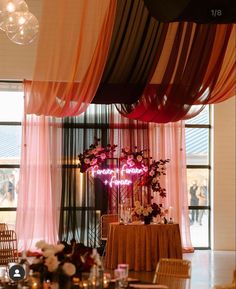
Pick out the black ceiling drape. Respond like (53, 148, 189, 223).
(92, 1, 235, 124)
(92, 0, 169, 104)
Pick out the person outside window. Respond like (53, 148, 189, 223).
(189, 181, 199, 224)
(198, 181, 208, 225)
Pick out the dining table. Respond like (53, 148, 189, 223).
(104, 222, 183, 271)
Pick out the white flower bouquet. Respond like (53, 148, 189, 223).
(30, 240, 76, 288)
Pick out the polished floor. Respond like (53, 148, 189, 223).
(117, 250, 236, 289)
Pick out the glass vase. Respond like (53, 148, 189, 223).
(144, 216, 152, 225)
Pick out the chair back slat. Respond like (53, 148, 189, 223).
(0, 230, 18, 265)
(101, 214, 118, 240)
(153, 258, 191, 289)
(0, 223, 8, 231)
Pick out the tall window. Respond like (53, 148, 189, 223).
(0, 87, 24, 230)
(0, 85, 212, 247)
(185, 105, 211, 248)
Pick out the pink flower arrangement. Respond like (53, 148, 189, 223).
(120, 146, 170, 198)
(140, 159, 170, 197)
(78, 141, 170, 199)
(78, 138, 117, 173)
(120, 146, 148, 168)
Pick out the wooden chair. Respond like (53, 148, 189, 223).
(153, 258, 191, 289)
(0, 230, 18, 265)
(130, 284, 168, 289)
(100, 214, 119, 241)
(0, 223, 8, 231)
(100, 214, 118, 256)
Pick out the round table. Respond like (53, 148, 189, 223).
(104, 222, 183, 271)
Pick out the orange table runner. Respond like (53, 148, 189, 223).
(105, 223, 182, 271)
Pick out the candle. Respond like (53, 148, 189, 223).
(168, 206, 173, 219)
(120, 204, 124, 221)
(32, 281, 39, 289)
(103, 273, 111, 288)
(43, 280, 51, 289)
(96, 210, 101, 221)
(120, 204, 123, 212)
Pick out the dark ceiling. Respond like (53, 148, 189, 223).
(144, 0, 236, 23)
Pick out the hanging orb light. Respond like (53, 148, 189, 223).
(0, 0, 28, 31)
(4, 11, 28, 33)
(0, 0, 28, 13)
(6, 11, 39, 45)
(0, 0, 39, 45)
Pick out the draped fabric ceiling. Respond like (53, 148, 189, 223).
(24, 0, 235, 122)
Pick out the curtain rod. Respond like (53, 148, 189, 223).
(0, 80, 23, 83)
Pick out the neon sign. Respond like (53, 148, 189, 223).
(91, 164, 148, 188)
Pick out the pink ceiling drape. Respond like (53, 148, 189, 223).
(25, 0, 117, 117)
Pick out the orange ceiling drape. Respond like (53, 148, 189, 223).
(207, 25, 235, 103)
(25, 0, 117, 117)
(149, 23, 235, 105)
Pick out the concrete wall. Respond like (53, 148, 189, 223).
(213, 97, 236, 250)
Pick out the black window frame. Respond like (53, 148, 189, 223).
(0, 80, 23, 222)
(185, 106, 212, 250)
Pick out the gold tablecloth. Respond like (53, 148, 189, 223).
(104, 223, 182, 271)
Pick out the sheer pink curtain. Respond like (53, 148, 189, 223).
(16, 0, 117, 251)
(148, 121, 193, 252)
(16, 114, 62, 251)
(109, 109, 193, 251)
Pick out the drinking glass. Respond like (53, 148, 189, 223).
(103, 272, 111, 288)
(114, 268, 125, 289)
(117, 264, 129, 288)
(81, 272, 91, 289)
(0, 267, 5, 282)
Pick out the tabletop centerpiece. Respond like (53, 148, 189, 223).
(29, 240, 103, 289)
(132, 200, 168, 224)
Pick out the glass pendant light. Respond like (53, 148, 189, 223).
(0, 0, 28, 31)
(6, 11, 39, 45)
(0, 0, 39, 45)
